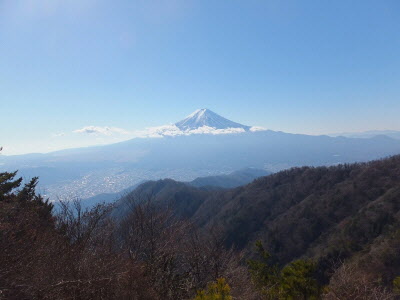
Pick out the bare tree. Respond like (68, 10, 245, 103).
(1, 177, 249, 299)
(323, 262, 395, 300)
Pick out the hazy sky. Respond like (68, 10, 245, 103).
(1, 0, 400, 155)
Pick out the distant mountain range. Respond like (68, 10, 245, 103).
(80, 167, 270, 208)
(1, 109, 400, 201)
(329, 130, 400, 140)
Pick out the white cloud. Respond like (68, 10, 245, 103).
(250, 126, 267, 132)
(73, 126, 131, 136)
(73, 124, 266, 139)
(134, 124, 248, 138)
(188, 126, 246, 135)
(139, 124, 183, 138)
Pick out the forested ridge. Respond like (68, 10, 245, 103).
(2, 155, 400, 299)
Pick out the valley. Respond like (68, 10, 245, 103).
(2, 110, 400, 203)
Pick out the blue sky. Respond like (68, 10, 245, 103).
(1, 0, 400, 154)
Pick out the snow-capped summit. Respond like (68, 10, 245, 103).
(175, 109, 250, 131)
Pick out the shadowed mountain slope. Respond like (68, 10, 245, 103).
(115, 155, 400, 283)
(189, 168, 271, 189)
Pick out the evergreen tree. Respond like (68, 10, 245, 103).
(247, 241, 281, 298)
(280, 260, 320, 299)
(248, 241, 320, 299)
(194, 278, 233, 300)
(393, 276, 400, 295)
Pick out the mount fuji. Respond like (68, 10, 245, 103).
(2, 109, 400, 201)
(175, 109, 251, 131)
(146, 108, 257, 137)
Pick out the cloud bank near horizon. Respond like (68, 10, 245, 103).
(73, 124, 267, 138)
(73, 126, 131, 136)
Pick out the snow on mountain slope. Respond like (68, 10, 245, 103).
(175, 109, 251, 131)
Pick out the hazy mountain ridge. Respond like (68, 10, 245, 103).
(188, 168, 271, 188)
(80, 168, 270, 208)
(330, 130, 400, 140)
